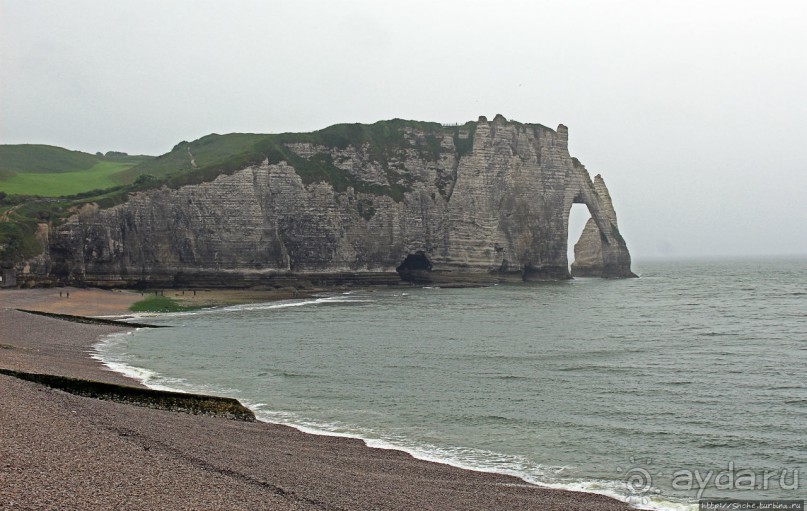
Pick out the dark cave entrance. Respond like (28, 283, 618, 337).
(396, 251, 433, 282)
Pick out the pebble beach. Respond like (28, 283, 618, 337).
(0, 289, 633, 510)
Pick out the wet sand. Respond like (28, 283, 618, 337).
(0, 287, 142, 317)
(0, 291, 633, 510)
(0, 287, 319, 317)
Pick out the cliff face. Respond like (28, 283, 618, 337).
(40, 115, 635, 287)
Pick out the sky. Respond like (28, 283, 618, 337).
(1, 0, 806, 261)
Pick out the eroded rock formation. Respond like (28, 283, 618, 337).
(39, 115, 635, 287)
(571, 175, 637, 278)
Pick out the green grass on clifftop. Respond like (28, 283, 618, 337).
(0, 119, 480, 264)
(0, 144, 100, 176)
(0, 161, 135, 196)
(0, 145, 157, 262)
(0, 145, 152, 196)
(120, 119, 470, 203)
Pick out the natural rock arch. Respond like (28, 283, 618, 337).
(28, 116, 636, 288)
(569, 174, 636, 278)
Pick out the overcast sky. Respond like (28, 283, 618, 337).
(1, 0, 805, 261)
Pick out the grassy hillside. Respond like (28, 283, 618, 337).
(0, 145, 154, 262)
(122, 119, 477, 200)
(0, 145, 152, 196)
(0, 144, 101, 177)
(1, 119, 481, 264)
(0, 161, 136, 196)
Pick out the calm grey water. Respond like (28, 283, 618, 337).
(96, 259, 807, 510)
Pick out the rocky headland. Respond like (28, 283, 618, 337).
(13, 115, 636, 288)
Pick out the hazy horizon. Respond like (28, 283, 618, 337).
(2, 0, 805, 260)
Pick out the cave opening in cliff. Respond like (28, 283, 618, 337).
(568, 204, 592, 268)
(397, 252, 432, 272)
(396, 251, 433, 282)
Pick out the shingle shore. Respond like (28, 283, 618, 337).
(0, 303, 633, 510)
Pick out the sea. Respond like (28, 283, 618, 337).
(93, 258, 807, 510)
